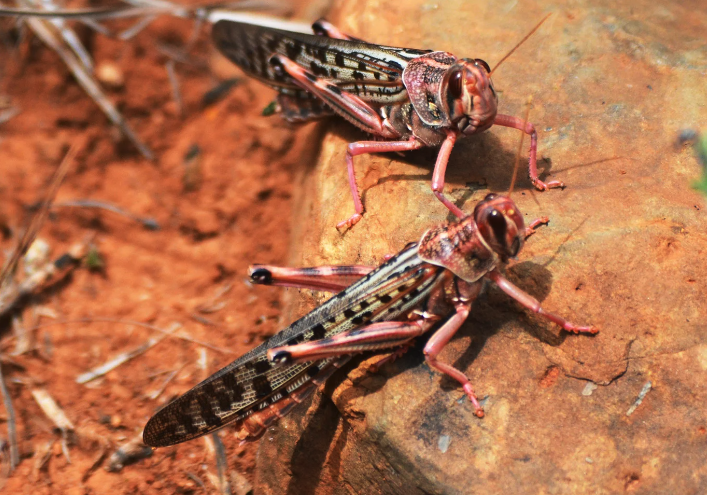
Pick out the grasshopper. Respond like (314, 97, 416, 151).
(142, 192, 597, 448)
(211, 14, 560, 230)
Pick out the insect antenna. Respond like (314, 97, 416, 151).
(489, 13, 551, 78)
(507, 96, 533, 197)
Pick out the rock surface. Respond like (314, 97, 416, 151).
(255, 0, 707, 493)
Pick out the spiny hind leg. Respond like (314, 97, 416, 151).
(249, 265, 374, 293)
(268, 320, 432, 364)
(311, 19, 363, 42)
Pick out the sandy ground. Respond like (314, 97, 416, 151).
(0, 7, 314, 494)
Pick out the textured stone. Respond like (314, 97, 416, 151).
(256, 0, 707, 493)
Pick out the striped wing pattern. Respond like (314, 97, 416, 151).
(211, 20, 432, 104)
(143, 245, 446, 447)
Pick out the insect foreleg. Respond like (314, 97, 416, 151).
(430, 131, 465, 219)
(422, 301, 485, 417)
(524, 216, 550, 239)
(268, 320, 433, 364)
(487, 269, 598, 334)
(493, 114, 564, 191)
(338, 138, 425, 230)
(249, 264, 374, 293)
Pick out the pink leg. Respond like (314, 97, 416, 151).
(337, 138, 425, 230)
(525, 216, 550, 239)
(423, 302, 485, 417)
(267, 320, 433, 364)
(493, 114, 564, 191)
(431, 131, 465, 219)
(249, 265, 374, 293)
(370, 340, 414, 372)
(487, 269, 598, 334)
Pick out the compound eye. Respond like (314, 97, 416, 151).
(474, 59, 491, 73)
(488, 210, 508, 248)
(484, 193, 498, 201)
(448, 68, 464, 99)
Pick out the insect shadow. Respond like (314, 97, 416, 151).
(280, 260, 565, 491)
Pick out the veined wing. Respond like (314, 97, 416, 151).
(143, 244, 445, 447)
(212, 20, 432, 104)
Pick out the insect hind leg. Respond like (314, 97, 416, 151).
(267, 320, 432, 364)
(311, 19, 363, 42)
(249, 264, 374, 293)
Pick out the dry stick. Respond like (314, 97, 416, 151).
(165, 59, 184, 116)
(490, 13, 551, 77)
(28, 0, 96, 72)
(144, 367, 181, 400)
(212, 432, 232, 495)
(0, 105, 20, 124)
(76, 323, 181, 384)
(47, 199, 160, 230)
(26, 317, 236, 355)
(118, 13, 158, 40)
(0, 144, 75, 284)
(0, 363, 19, 471)
(24, 17, 154, 159)
(0, 0, 293, 20)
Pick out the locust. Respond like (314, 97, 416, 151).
(211, 14, 560, 230)
(142, 192, 597, 448)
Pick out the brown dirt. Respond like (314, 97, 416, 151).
(0, 7, 316, 494)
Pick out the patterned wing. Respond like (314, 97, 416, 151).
(143, 245, 445, 447)
(212, 20, 432, 105)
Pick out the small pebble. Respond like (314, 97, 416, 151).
(582, 382, 598, 396)
(96, 61, 124, 89)
(438, 435, 451, 453)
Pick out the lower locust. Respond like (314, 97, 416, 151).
(143, 193, 597, 448)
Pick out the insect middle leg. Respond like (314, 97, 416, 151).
(422, 301, 485, 417)
(249, 264, 374, 293)
(524, 216, 550, 238)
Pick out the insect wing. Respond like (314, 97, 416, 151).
(142, 343, 330, 447)
(212, 20, 431, 104)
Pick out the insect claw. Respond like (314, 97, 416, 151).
(532, 177, 565, 191)
(336, 213, 363, 232)
(571, 325, 599, 335)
